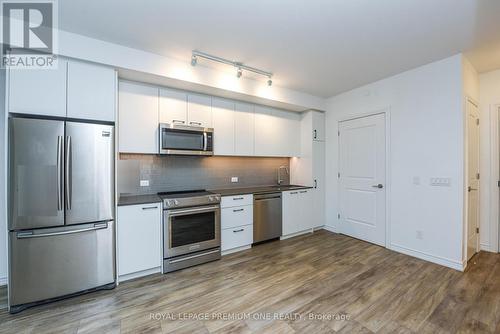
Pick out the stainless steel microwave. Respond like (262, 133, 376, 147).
(159, 123, 214, 156)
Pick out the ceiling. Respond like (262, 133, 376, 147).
(59, 0, 500, 98)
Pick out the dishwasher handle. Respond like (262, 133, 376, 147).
(254, 192, 282, 201)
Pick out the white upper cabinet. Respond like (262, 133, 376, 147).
(118, 81, 159, 154)
(312, 111, 325, 141)
(274, 109, 300, 157)
(187, 93, 212, 127)
(67, 61, 116, 122)
(254, 105, 277, 157)
(9, 58, 67, 117)
(234, 102, 254, 156)
(254, 105, 300, 157)
(212, 97, 235, 156)
(159, 88, 187, 125)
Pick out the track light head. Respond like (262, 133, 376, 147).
(267, 78, 272, 86)
(236, 68, 242, 78)
(191, 55, 197, 66)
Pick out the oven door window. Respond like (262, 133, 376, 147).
(162, 129, 204, 151)
(170, 211, 215, 247)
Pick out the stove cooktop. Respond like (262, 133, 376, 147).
(158, 189, 220, 209)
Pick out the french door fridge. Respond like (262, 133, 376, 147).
(8, 117, 116, 313)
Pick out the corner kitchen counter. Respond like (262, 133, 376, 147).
(117, 194, 162, 206)
(209, 185, 313, 197)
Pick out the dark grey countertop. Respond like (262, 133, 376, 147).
(209, 185, 313, 197)
(117, 194, 162, 206)
(118, 185, 313, 206)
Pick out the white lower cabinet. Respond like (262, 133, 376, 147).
(117, 204, 162, 281)
(282, 189, 314, 236)
(221, 195, 253, 252)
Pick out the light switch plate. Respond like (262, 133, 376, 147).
(140, 180, 150, 187)
(231, 177, 239, 183)
(430, 177, 451, 187)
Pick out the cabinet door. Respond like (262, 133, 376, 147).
(117, 204, 161, 276)
(118, 82, 159, 153)
(298, 189, 314, 230)
(274, 109, 300, 157)
(212, 98, 235, 156)
(312, 111, 325, 142)
(9, 58, 67, 117)
(312, 141, 325, 227)
(282, 191, 299, 235)
(159, 88, 187, 125)
(254, 105, 277, 157)
(67, 60, 116, 122)
(234, 102, 254, 156)
(187, 93, 212, 127)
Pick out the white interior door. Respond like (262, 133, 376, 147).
(466, 100, 480, 261)
(339, 113, 386, 246)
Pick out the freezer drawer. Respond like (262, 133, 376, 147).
(8, 221, 115, 310)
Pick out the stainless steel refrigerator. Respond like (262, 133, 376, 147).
(8, 117, 116, 313)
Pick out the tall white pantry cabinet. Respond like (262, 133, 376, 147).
(290, 111, 326, 228)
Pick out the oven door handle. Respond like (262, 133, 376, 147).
(167, 205, 220, 216)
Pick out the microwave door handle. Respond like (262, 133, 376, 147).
(203, 132, 208, 151)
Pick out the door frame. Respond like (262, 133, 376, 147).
(337, 107, 391, 248)
(464, 97, 480, 261)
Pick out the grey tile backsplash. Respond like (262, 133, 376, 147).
(118, 154, 290, 195)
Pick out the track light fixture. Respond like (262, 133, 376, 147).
(191, 50, 273, 86)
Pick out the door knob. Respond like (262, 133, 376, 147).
(372, 184, 384, 189)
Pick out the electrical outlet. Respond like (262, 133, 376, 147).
(231, 177, 239, 183)
(416, 230, 423, 240)
(140, 180, 150, 187)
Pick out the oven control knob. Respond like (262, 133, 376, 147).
(174, 200, 180, 206)
(167, 200, 174, 207)
(208, 196, 214, 202)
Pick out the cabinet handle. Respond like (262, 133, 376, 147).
(233, 197, 244, 200)
(233, 229, 244, 233)
(313, 129, 317, 139)
(291, 192, 298, 195)
(300, 190, 307, 193)
(233, 208, 244, 212)
(142, 206, 158, 210)
(172, 120, 185, 124)
(314, 179, 317, 189)
(190, 121, 202, 126)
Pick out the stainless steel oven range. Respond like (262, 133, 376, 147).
(159, 190, 221, 273)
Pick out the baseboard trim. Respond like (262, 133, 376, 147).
(390, 243, 465, 271)
(280, 229, 313, 240)
(118, 267, 161, 283)
(321, 225, 337, 233)
(0, 277, 6, 287)
(222, 245, 251, 256)
(480, 243, 496, 253)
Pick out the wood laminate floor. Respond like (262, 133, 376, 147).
(0, 230, 499, 333)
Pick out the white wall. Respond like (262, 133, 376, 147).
(478, 69, 500, 253)
(0, 69, 6, 285)
(325, 54, 465, 270)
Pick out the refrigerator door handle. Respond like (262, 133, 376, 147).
(65, 135, 72, 210)
(16, 223, 108, 239)
(57, 136, 63, 211)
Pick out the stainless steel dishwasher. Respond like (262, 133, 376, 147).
(253, 192, 282, 243)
